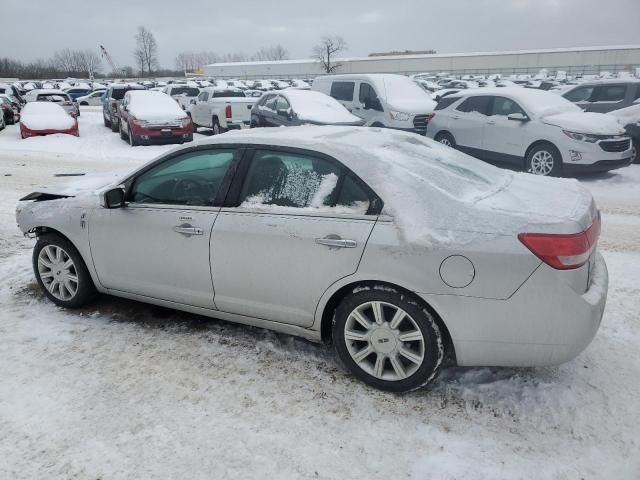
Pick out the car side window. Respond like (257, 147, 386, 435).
(490, 97, 526, 116)
(593, 85, 627, 102)
(263, 95, 277, 110)
(275, 96, 290, 111)
(238, 150, 371, 214)
(456, 96, 491, 115)
(359, 83, 382, 111)
(330, 82, 355, 102)
(564, 86, 594, 102)
(129, 149, 236, 207)
(198, 91, 209, 102)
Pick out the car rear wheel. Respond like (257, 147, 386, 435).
(33, 234, 97, 308)
(111, 118, 119, 132)
(80, 101, 88, 106)
(128, 125, 138, 146)
(212, 118, 221, 135)
(526, 143, 562, 176)
(435, 132, 456, 149)
(332, 288, 444, 392)
(103, 114, 111, 128)
(119, 122, 127, 141)
(631, 140, 639, 164)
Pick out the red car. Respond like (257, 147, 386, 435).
(118, 90, 193, 146)
(20, 102, 79, 139)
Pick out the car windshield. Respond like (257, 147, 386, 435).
(37, 94, 70, 102)
(212, 90, 246, 98)
(171, 87, 199, 96)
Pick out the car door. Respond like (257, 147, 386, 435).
(587, 84, 628, 113)
(482, 96, 527, 164)
(449, 95, 492, 154)
(89, 147, 239, 309)
(356, 82, 384, 125)
(210, 148, 379, 327)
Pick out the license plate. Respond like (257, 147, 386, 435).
(161, 129, 172, 136)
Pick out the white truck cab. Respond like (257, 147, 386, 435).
(189, 87, 257, 134)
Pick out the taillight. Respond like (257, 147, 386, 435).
(518, 214, 600, 270)
(64, 102, 73, 106)
(426, 113, 436, 123)
(225, 104, 232, 119)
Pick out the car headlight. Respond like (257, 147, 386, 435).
(181, 117, 191, 127)
(562, 130, 599, 143)
(132, 119, 148, 127)
(389, 111, 410, 121)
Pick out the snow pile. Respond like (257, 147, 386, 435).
(205, 126, 593, 245)
(543, 111, 626, 135)
(283, 90, 362, 124)
(127, 91, 187, 122)
(607, 103, 640, 126)
(20, 102, 75, 130)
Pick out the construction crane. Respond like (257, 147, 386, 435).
(100, 45, 125, 77)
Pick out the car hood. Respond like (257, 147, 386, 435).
(18, 170, 130, 203)
(542, 111, 625, 135)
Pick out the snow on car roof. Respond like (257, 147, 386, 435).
(199, 126, 592, 244)
(21, 102, 75, 130)
(126, 91, 187, 121)
(280, 89, 362, 124)
(454, 87, 581, 117)
(607, 103, 640, 125)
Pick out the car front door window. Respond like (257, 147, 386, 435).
(130, 149, 236, 207)
(359, 83, 382, 111)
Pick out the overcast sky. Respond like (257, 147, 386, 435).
(3, 0, 639, 69)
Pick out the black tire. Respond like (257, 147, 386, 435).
(184, 134, 193, 143)
(525, 143, 562, 176)
(80, 101, 88, 106)
(111, 117, 119, 132)
(212, 117, 221, 135)
(33, 233, 97, 308)
(332, 287, 444, 393)
(435, 132, 456, 149)
(103, 114, 111, 128)
(128, 125, 138, 146)
(370, 122, 385, 128)
(631, 139, 639, 164)
(119, 122, 127, 141)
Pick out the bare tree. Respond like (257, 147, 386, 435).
(252, 44, 289, 61)
(53, 49, 102, 77)
(312, 36, 347, 73)
(134, 26, 158, 76)
(175, 51, 219, 73)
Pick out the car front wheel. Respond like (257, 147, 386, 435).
(631, 140, 639, 164)
(332, 287, 444, 392)
(33, 234, 97, 308)
(435, 132, 456, 149)
(526, 143, 562, 176)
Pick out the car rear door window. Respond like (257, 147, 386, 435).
(238, 150, 371, 214)
(275, 96, 291, 111)
(130, 149, 236, 207)
(330, 82, 355, 101)
(593, 85, 627, 102)
(456, 96, 491, 115)
(490, 97, 526, 116)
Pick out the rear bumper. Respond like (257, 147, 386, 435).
(419, 252, 608, 367)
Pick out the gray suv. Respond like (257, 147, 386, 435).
(562, 79, 640, 113)
(102, 84, 145, 132)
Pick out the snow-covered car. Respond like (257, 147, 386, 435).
(0, 94, 20, 125)
(426, 88, 632, 175)
(19, 102, 79, 139)
(24, 89, 78, 117)
(16, 126, 607, 393)
(312, 74, 437, 134)
(118, 90, 193, 146)
(76, 90, 107, 106)
(251, 89, 364, 127)
(189, 87, 256, 134)
(608, 104, 640, 163)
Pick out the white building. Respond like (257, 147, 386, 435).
(204, 45, 640, 79)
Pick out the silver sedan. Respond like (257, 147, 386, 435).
(16, 126, 608, 392)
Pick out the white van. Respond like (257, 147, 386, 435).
(312, 74, 436, 134)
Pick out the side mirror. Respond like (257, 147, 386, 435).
(190, 99, 197, 105)
(104, 187, 125, 209)
(507, 112, 528, 122)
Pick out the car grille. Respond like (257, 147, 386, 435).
(413, 114, 429, 131)
(146, 121, 183, 129)
(600, 139, 630, 152)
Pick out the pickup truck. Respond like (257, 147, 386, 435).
(163, 85, 201, 111)
(188, 87, 257, 134)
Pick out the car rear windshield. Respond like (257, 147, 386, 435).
(171, 87, 200, 96)
(212, 90, 246, 98)
(37, 93, 71, 102)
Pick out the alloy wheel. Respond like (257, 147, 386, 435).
(530, 150, 554, 176)
(439, 138, 452, 147)
(37, 245, 78, 301)
(344, 301, 425, 381)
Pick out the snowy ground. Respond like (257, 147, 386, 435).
(0, 109, 639, 479)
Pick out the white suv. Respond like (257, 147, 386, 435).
(426, 88, 632, 176)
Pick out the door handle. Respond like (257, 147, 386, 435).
(451, 115, 459, 120)
(487, 120, 496, 125)
(315, 236, 357, 248)
(173, 225, 204, 236)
